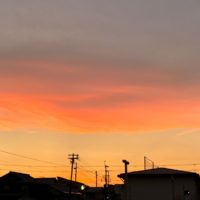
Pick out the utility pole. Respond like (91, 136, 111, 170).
(74, 162, 77, 182)
(122, 160, 129, 200)
(104, 162, 109, 200)
(107, 170, 110, 185)
(104, 162, 109, 187)
(68, 153, 79, 200)
(95, 171, 98, 188)
(144, 156, 146, 170)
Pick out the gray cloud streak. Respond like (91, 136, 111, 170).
(0, 0, 200, 67)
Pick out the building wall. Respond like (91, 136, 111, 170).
(127, 176, 199, 200)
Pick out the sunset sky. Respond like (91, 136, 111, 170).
(0, 0, 200, 186)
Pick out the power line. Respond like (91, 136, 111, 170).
(160, 163, 200, 167)
(77, 171, 96, 186)
(0, 148, 66, 166)
(2, 148, 200, 169)
(78, 164, 96, 174)
(0, 163, 66, 168)
(0, 168, 68, 173)
(2, 148, 200, 185)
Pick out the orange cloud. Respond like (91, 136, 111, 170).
(0, 92, 200, 134)
(1, 59, 200, 134)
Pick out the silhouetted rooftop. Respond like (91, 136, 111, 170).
(0, 171, 36, 183)
(37, 177, 85, 194)
(118, 168, 199, 179)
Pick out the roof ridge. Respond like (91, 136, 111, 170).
(118, 167, 199, 179)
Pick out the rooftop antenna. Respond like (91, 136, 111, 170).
(144, 156, 155, 170)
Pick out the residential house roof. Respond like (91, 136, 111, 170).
(0, 171, 36, 183)
(118, 167, 199, 179)
(37, 177, 85, 194)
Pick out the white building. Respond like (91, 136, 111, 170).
(118, 168, 200, 200)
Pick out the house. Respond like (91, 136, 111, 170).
(37, 177, 86, 200)
(118, 167, 200, 200)
(0, 171, 67, 200)
(0, 171, 88, 200)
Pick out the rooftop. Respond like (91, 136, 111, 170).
(0, 171, 36, 183)
(118, 168, 199, 179)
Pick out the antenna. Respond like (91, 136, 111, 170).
(144, 156, 155, 170)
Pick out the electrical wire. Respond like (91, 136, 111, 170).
(0, 148, 67, 166)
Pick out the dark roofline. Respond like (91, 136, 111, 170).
(9, 171, 31, 176)
(36, 177, 86, 186)
(118, 168, 199, 179)
(0, 171, 37, 184)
